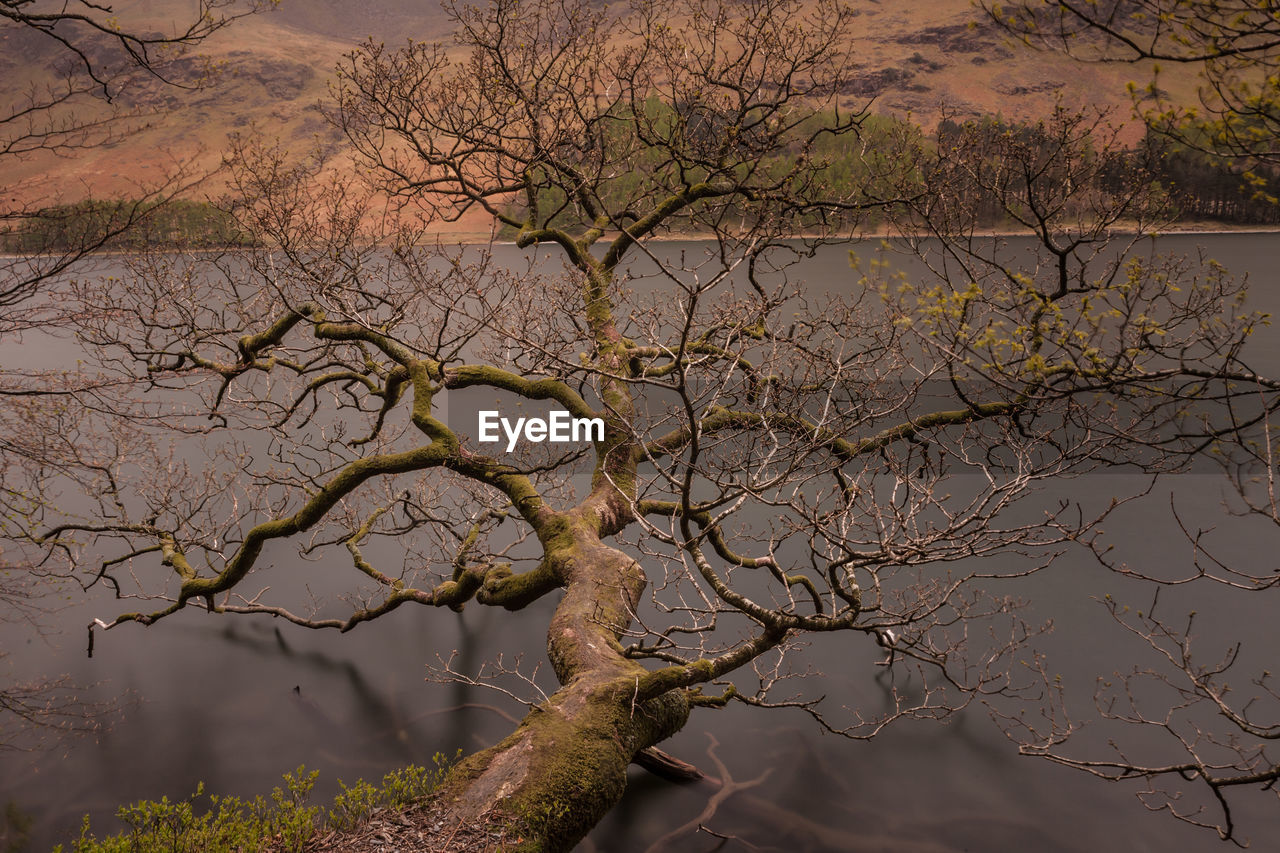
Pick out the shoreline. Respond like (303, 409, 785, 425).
(403, 223, 1280, 248)
(3, 223, 1278, 259)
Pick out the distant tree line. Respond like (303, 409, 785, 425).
(7, 114, 1277, 256)
(503, 102, 1280, 238)
(1142, 131, 1280, 225)
(496, 99, 917, 238)
(937, 114, 1280, 228)
(0, 199, 251, 255)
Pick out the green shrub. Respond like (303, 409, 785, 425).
(328, 757, 456, 832)
(61, 755, 459, 853)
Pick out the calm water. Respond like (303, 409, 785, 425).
(2, 233, 1278, 852)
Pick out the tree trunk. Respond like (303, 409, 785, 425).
(426, 517, 691, 851)
(431, 674, 689, 850)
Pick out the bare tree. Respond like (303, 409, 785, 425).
(990, 348, 1280, 843)
(0, 0, 271, 749)
(6, 0, 1277, 847)
(908, 104, 1280, 844)
(0, 0, 274, 331)
(983, 1, 1280, 165)
(972, 4, 1280, 839)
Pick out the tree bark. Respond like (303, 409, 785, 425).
(432, 673, 689, 850)
(426, 515, 691, 851)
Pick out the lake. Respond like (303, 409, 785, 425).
(2, 232, 1278, 851)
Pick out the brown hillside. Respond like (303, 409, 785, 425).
(2, 0, 1190, 235)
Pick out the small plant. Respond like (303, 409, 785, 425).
(60, 758, 456, 853)
(329, 752, 460, 831)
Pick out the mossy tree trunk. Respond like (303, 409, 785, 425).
(428, 509, 691, 851)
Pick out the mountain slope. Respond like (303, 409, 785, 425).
(2, 0, 1189, 233)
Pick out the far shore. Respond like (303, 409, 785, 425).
(301, 220, 1280, 246)
(3, 221, 1278, 260)
(404, 218, 1280, 245)
(417, 224, 1280, 248)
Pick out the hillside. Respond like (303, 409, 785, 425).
(1, 0, 1192, 235)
